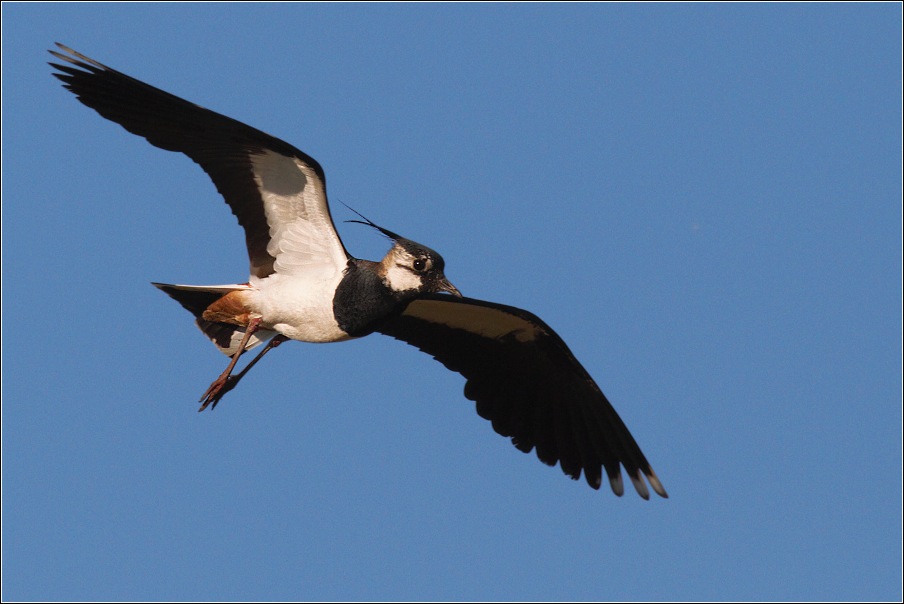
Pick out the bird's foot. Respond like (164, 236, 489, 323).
(198, 374, 239, 411)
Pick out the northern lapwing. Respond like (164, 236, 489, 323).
(49, 43, 667, 499)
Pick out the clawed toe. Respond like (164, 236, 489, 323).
(198, 375, 238, 411)
(195, 333, 286, 412)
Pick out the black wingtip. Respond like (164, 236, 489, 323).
(48, 43, 112, 92)
(646, 469, 669, 499)
(48, 43, 101, 70)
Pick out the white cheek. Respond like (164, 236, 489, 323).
(384, 264, 424, 292)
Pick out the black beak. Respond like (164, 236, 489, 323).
(435, 276, 462, 297)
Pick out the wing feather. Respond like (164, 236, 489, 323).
(377, 294, 667, 498)
(49, 44, 349, 279)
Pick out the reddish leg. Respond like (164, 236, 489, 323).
(198, 331, 288, 411)
(199, 317, 261, 411)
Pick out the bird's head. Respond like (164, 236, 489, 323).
(346, 209, 461, 299)
(379, 236, 461, 298)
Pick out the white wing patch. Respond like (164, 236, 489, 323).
(405, 299, 540, 343)
(250, 150, 347, 279)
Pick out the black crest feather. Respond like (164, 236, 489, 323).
(341, 202, 403, 242)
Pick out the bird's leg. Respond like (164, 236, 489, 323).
(198, 317, 262, 411)
(199, 334, 288, 411)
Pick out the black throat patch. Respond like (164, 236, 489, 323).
(333, 260, 412, 337)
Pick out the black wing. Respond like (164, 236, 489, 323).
(377, 294, 667, 499)
(49, 43, 350, 279)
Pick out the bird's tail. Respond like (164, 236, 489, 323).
(151, 282, 274, 356)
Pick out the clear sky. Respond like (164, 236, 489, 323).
(3, 3, 901, 601)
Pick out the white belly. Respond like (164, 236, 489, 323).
(247, 271, 353, 343)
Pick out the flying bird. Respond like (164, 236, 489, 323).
(49, 43, 667, 499)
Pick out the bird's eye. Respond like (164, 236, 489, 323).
(413, 258, 427, 272)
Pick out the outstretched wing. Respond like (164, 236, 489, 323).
(377, 294, 667, 499)
(49, 43, 349, 280)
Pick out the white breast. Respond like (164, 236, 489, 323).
(247, 271, 353, 343)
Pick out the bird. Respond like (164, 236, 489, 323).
(49, 43, 667, 500)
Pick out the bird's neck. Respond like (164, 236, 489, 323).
(332, 259, 414, 337)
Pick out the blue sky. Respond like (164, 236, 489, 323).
(3, 3, 901, 601)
